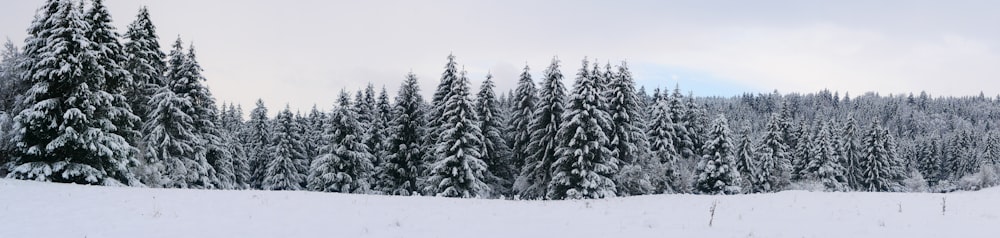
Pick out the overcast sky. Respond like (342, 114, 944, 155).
(3, 0, 999, 113)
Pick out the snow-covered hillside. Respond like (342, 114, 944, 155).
(0, 179, 996, 238)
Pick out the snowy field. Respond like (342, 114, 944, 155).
(0, 179, 996, 238)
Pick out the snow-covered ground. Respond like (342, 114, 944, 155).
(0, 179, 996, 238)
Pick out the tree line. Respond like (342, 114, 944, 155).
(2, 0, 999, 199)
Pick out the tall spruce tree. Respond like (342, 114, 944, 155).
(734, 135, 757, 193)
(377, 73, 427, 195)
(156, 38, 222, 188)
(262, 106, 306, 191)
(509, 65, 537, 182)
(606, 62, 654, 195)
(9, 0, 137, 185)
(668, 86, 696, 162)
(547, 58, 618, 200)
(694, 115, 742, 194)
(219, 103, 250, 188)
(648, 95, 681, 193)
(803, 121, 848, 191)
(860, 121, 905, 192)
(755, 113, 791, 192)
(516, 57, 566, 199)
(841, 116, 863, 190)
(142, 85, 199, 188)
(422, 54, 460, 175)
(425, 70, 489, 198)
(123, 6, 166, 123)
(84, 0, 142, 184)
(308, 92, 375, 193)
(476, 73, 514, 196)
(245, 99, 270, 189)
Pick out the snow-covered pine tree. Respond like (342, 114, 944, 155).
(0, 40, 26, 173)
(377, 72, 427, 195)
(0, 39, 28, 113)
(84, 0, 142, 185)
(694, 115, 742, 195)
(916, 138, 944, 186)
(158, 38, 220, 188)
(220, 103, 250, 188)
(515, 57, 567, 199)
(509, 65, 537, 183)
(375, 86, 393, 160)
(123, 6, 166, 123)
(421, 54, 460, 176)
(668, 86, 696, 162)
(755, 113, 791, 192)
(476, 72, 514, 196)
(9, 0, 136, 185)
(263, 106, 307, 191)
(245, 99, 271, 189)
(425, 70, 489, 198)
(142, 84, 199, 188)
(647, 94, 681, 193)
(860, 120, 906, 192)
(183, 44, 237, 189)
(802, 121, 848, 191)
(303, 105, 325, 162)
(547, 58, 618, 200)
(734, 135, 757, 193)
(684, 94, 710, 159)
(792, 120, 816, 181)
(607, 61, 655, 196)
(357, 84, 383, 167)
(293, 111, 311, 188)
(841, 116, 863, 190)
(308, 91, 375, 193)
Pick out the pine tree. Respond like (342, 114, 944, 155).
(694, 115, 742, 195)
(792, 120, 816, 180)
(375, 86, 393, 160)
(357, 84, 382, 167)
(183, 43, 236, 189)
(547, 58, 618, 200)
(155, 38, 220, 188)
(377, 73, 427, 195)
(860, 121, 906, 192)
(802, 121, 848, 191)
(684, 94, 709, 159)
(425, 70, 489, 198)
(263, 107, 307, 191)
(841, 116, 863, 190)
(755, 113, 791, 192)
(308, 92, 375, 193)
(123, 6, 166, 123)
(422, 54, 460, 175)
(9, 0, 136, 185)
(509, 65, 537, 182)
(0, 40, 26, 172)
(0, 39, 28, 113)
(648, 95, 680, 193)
(245, 99, 270, 189)
(734, 135, 757, 193)
(515, 57, 566, 199)
(476, 72, 514, 196)
(605, 61, 654, 195)
(220, 103, 250, 188)
(303, 105, 325, 162)
(142, 85, 199, 188)
(668, 86, 696, 161)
